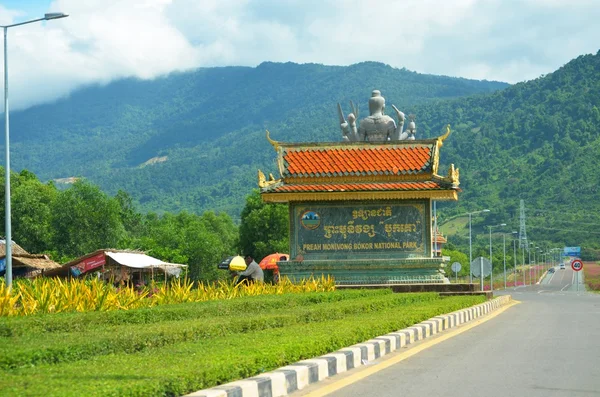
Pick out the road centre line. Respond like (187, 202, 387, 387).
(559, 269, 567, 283)
(301, 300, 521, 397)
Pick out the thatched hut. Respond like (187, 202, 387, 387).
(0, 239, 61, 278)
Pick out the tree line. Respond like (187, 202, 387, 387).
(0, 168, 288, 281)
(5, 166, 566, 281)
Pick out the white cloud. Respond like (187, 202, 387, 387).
(0, 0, 599, 110)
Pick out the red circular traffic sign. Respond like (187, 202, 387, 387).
(571, 259, 583, 272)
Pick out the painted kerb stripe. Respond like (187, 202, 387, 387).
(186, 295, 512, 397)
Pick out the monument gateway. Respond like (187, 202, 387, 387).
(258, 90, 460, 284)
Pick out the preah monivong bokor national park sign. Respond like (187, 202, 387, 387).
(258, 89, 460, 285)
(292, 201, 428, 259)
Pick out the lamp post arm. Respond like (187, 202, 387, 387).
(469, 213, 472, 283)
(0, 18, 46, 29)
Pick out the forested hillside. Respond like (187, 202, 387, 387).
(6, 51, 600, 253)
(419, 51, 600, 252)
(7, 62, 506, 215)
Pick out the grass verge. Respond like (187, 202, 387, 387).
(0, 291, 485, 396)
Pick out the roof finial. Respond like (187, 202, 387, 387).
(437, 125, 451, 147)
(266, 130, 280, 151)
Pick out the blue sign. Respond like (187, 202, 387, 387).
(563, 246, 581, 256)
(0, 258, 5, 274)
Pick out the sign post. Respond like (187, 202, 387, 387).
(471, 257, 491, 292)
(571, 259, 583, 292)
(451, 262, 461, 283)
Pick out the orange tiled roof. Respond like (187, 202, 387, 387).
(282, 144, 434, 178)
(266, 181, 444, 193)
(434, 234, 447, 244)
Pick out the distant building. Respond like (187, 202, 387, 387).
(432, 227, 447, 257)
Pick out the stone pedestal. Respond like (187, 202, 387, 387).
(278, 257, 447, 285)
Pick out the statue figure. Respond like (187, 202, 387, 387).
(338, 101, 359, 141)
(405, 114, 417, 140)
(338, 90, 410, 142)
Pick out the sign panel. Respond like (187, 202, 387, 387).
(290, 201, 430, 260)
(72, 252, 106, 275)
(563, 246, 581, 256)
(451, 262, 462, 273)
(571, 259, 583, 272)
(470, 257, 492, 277)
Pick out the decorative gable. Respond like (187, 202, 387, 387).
(259, 126, 459, 202)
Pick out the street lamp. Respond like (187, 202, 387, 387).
(522, 242, 525, 287)
(528, 243, 533, 286)
(534, 246, 539, 283)
(540, 250, 545, 274)
(511, 232, 518, 289)
(488, 223, 506, 292)
(503, 233, 506, 290)
(503, 232, 517, 290)
(1, 12, 68, 288)
(466, 209, 490, 283)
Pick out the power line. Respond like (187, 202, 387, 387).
(528, 226, 600, 235)
(529, 220, 600, 227)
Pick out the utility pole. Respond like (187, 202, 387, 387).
(513, 238, 517, 289)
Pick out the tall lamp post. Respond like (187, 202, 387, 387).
(540, 249, 545, 278)
(528, 243, 533, 286)
(551, 248, 559, 270)
(503, 233, 506, 290)
(534, 247, 540, 283)
(503, 232, 517, 290)
(1, 12, 68, 288)
(488, 223, 506, 292)
(512, 233, 518, 289)
(466, 209, 490, 283)
(522, 243, 526, 287)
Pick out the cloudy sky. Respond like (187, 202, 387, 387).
(1, 0, 599, 110)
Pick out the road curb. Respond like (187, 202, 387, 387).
(185, 295, 512, 397)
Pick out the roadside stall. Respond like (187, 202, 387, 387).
(44, 249, 187, 284)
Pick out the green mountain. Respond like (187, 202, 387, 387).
(7, 51, 600, 253)
(421, 51, 600, 252)
(8, 62, 507, 215)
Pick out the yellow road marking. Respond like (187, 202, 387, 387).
(302, 300, 521, 397)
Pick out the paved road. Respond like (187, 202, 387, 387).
(538, 264, 586, 292)
(300, 266, 600, 397)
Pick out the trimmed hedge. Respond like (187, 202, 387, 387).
(0, 292, 484, 396)
(0, 290, 436, 369)
(0, 288, 391, 337)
